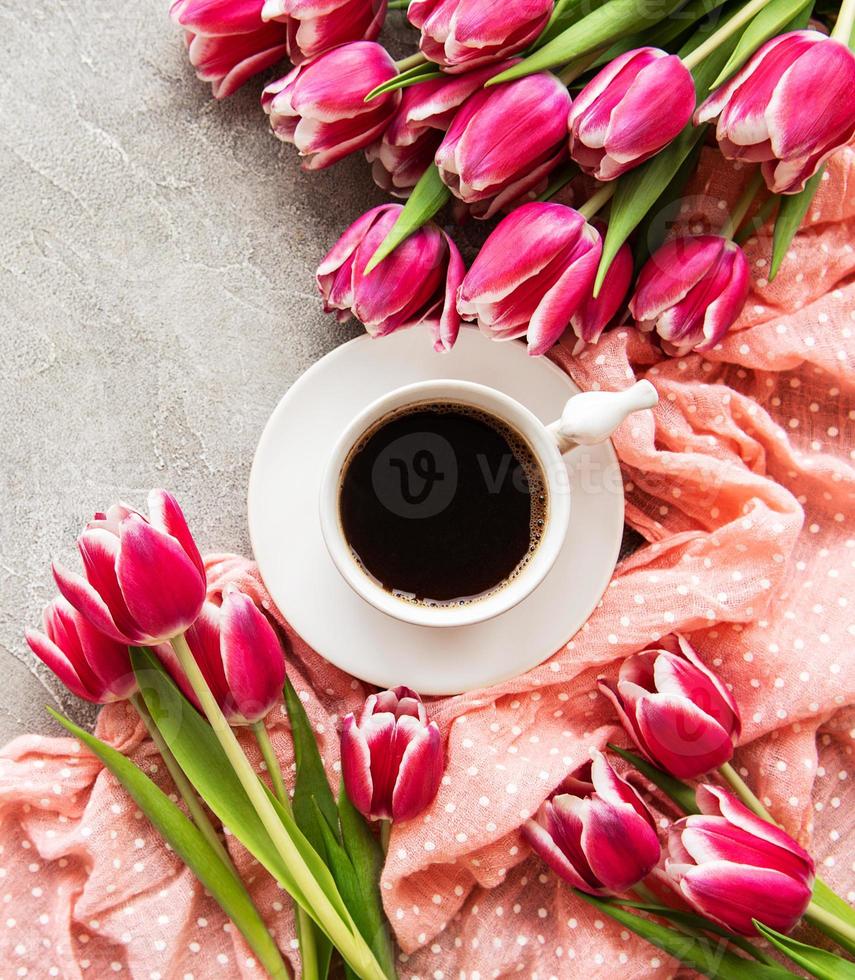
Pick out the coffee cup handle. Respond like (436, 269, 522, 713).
(546, 380, 658, 455)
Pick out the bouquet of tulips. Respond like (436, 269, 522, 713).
(171, 0, 855, 357)
(26, 490, 855, 978)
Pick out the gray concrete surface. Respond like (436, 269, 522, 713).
(0, 0, 418, 741)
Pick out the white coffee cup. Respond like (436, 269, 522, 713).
(319, 378, 657, 628)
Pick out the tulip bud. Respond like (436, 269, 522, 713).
(52, 490, 207, 647)
(262, 41, 400, 170)
(598, 633, 741, 780)
(667, 784, 815, 935)
(568, 47, 695, 181)
(435, 73, 571, 219)
(569, 222, 633, 351)
(524, 750, 661, 895)
(160, 591, 286, 725)
(261, 0, 386, 64)
(365, 62, 508, 197)
(456, 202, 601, 355)
(340, 686, 444, 822)
(170, 0, 290, 99)
(317, 203, 465, 351)
(26, 598, 136, 703)
(629, 235, 749, 355)
(408, 0, 553, 73)
(695, 30, 855, 194)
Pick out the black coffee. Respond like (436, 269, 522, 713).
(338, 402, 546, 605)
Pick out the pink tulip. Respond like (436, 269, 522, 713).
(365, 62, 508, 197)
(456, 202, 601, 355)
(667, 784, 815, 935)
(159, 591, 286, 725)
(26, 598, 136, 704)
(340, 686, 443, 822)
(695, 30, 855, 194)
(570, 222, 633, 350)
(568, 47, 695, 180)
(52, 490, 207, 647)
(408, 0, 552, 73)
(262, 41, 400, 170)
(261, 0, 386, 64)
(317, 203, 465, 351)
(434, 73, 572, 219)
(598, 633, 742, 780)
(170, 0, 289, 99)
(629, 235, 749, 355)
(523, 750, 660, 895)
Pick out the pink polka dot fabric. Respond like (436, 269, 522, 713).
(1, 149, 854, 978)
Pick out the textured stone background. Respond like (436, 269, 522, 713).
(0, 0, 421, 741)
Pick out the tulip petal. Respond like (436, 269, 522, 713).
(117, 515, 206, 643)
(77, 529, 144, 642)
(597, 678, 656, 767)
(75, 615, 136, 700)
(433, 232, 465, 352)
(148, 489, 206, 579)
(52, 560, 136, 645)
(634, 691, 735, 778)
(341, 713, 375, 818)
(522, 815, 603, 893)
(220, 590, 285, 723)
(392, 721, 443, 821)
(25, 628, 95, 702)
(589, 750, 656, 828)
(581, 795, 661, 892)
(653, 651, 739, 740)
(676, 861, 812, 935)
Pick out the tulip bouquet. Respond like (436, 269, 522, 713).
(172, 0, 855, 358)
(26, 488, 855, 978)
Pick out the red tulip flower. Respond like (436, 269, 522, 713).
(340, 686, 444, 822)
(52, 490, 207, 647)
(261, 0, 386, 64)
(524, 750, 661, 895)
(695, 30, 855, 194)
(456, 202, 601, 355)
(598, 633, 742, 780)
(170, 0, 290, 99)
(26, 598, 136, 703)
(629, 235, 750, 355)
(667, 784, 815, 935)
(262, 41, 400, 170)
(317, 203, 465, 351)
(408, 0, 552, 73)
(570, 222, 633, 351)
(434, 73, 571, 219)
(568, 47, 696, 181)
(160, 591, 286, 725)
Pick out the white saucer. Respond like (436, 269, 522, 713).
(247, 328, 624, 695)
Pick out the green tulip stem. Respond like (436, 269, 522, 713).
(558, 49, 602, 85)
(718, 762, 776, 822)
(394, 52, 428, 72)
(169, 633, 388, 980)
(831, 0, 855, 45)
(388, 0, 411, 8)
(805, 901, 855, 950)
(379, 818, 392, 856)
(131, 692, 235, 872)
(578, 181, 616, 220)
(720, 168, 764, 240)
(682, 0, 773, 70)
(251, 720, 320, 980)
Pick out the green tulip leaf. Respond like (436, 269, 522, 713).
(282, 678, 336, 980)
(365, 63, 444, 102)
(607, 743, 700, 814)
(769, 167, 824, 281)
(754, 920, 855, 979)
(594, 14, 743, 293)
(575, 892, 799, 979)
(47, 707, 290, 980)
(710, 0, 814, 89)
(487, 0, 688, 84)
(363, 163, 450, 273)
(535, 0, 612, 48)
(811, 878, 855, 931)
